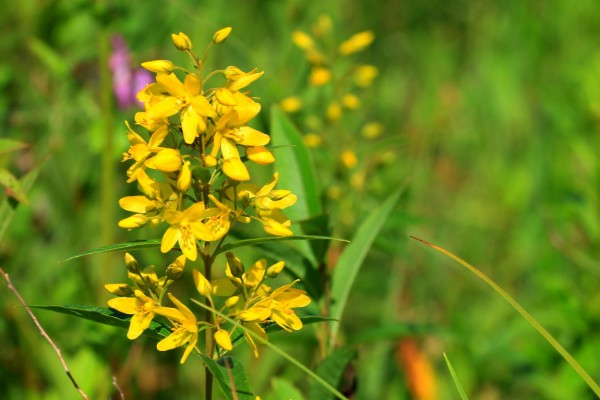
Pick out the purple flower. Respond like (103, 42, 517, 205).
(109, 35, 153, 110)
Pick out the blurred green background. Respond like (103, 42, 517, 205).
(2, 0, 600, 399)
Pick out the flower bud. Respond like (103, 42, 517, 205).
(140, 60, 175, 73)
(118, 214, 147, 229)
(213, 27, 232, 44)
(104, 283, 133, 297)
(226, 252, 245, 278)
(267, 261, 285, 278)
(193, 268, 213, 296)
(214, 329, 233, 350)
(171, 32, 193, 51)
(166, 255, 187, 280)
(177, 161, 192, 192)
(124, 253, 140, 274)
(224, 295, 239, 308)
(203, 154, 217, 167)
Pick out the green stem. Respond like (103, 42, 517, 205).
(98, 17, 115, 300)
(203, 242, 214, 400)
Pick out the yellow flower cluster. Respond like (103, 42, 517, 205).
(107, 29, 310, 363)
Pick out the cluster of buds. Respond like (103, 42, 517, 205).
(106, 28, 310, 363)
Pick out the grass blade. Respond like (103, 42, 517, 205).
(443, 352, 469, 400)
(411, 236, 600, 397)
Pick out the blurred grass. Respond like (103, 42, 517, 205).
(1, 0, 600, 398)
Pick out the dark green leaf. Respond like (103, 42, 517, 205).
(60, 239, 163, 263)
(299, 214, 333, 264)
(201, 355, 254, 400)
(30, 305, 171, 340)
(270, 106, 321, 221)
(310, 347, 355, 400)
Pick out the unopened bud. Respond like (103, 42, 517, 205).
(193, 268, 213, 296)
(140, 60, 175, 73)
(224, 295, 239, 308)
(124, 253, 140, 274)
(177, 160, 192, 192)
(213, 27, 232, 44)
(267, 261, 285, 278)
(171, 32, 193, 51)
(226, 252, 245, 278)
(104, 283, 133, 297)
(166, 255, 187, 280)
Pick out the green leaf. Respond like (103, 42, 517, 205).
(271, 377, 305, 400)
(30, 305, 171, 340)
(299, 214, 332, 264)
(201, 355, 254, 400)
(270, 106, 321, 221)
(0, 164, 40, 242)
(0, 138, 28, 155)
(310, 347, 355, 400)
(60, 239, 163, 263)
(215, 234, 346, 257)
(443, 352, 469, 400)
(329, 188, 403, 349)
(0, 168, 30, 205)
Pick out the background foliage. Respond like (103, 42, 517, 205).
(1, 0, 600, 399)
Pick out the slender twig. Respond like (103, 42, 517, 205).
(0, 268, 89, 399)
(223, 357, 239, 400)
(112, 375, 125, 400)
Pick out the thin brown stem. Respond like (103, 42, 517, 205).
(0, 268, 89, 399)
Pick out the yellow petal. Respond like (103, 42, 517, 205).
(193, 268, 213, 296)
(235, 126, 270, 146)
(156, 72, 186, 98)
(291, 31, 313, 50)
(272, 308, 302, 331)
(128, 310, 154, 339)
(338, 31, 374, 56)
(107, 297, 139, 314)
(246, 146, 275, 165)
(118, 214, 147, 229)
(223, 158, 250, 181)
(119, 196, 156, 213)
(146, 96, 180, 119)
(211, 278, 238, 296)
(177, 161, 192, 191)
(161, 226, 180, 254)
(181, 106, 200, 144)
(146, 149, 182, 172)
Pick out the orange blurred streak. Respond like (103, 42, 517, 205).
(396, 338, 437, 400)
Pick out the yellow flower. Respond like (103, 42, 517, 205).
(261, 280, 311, 332)
(362, 122, 383, 139)
(201, 195, 232, 241)
(280, 96, 302, 113)
(303, 133, 323, 148)
(161, 202, 212, 261)
(122, 123, 182, 179)
(341, 150, 358, 169)
(354, 65, 378, 87)
(118, 182, 177, 229)
(238, 173, 297, 236)
(154, 293, 198, 364)
(326, 102, 342, 121)
(342, 94, 360, 109)
(146, 72, 216, 144)
(292, 31, 314, 50)
(224, 66, 264, 92)
(108, 290, 159, 340)
(338, 31, 374, 56)
(309, 67, 331, 86)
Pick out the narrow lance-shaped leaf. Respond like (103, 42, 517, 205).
(329, 188, 403, 350)
(270, 105, 321, 221)
(30, 305, 172, 340)
(310, 347, 355, 400)
(0, 169, 30, 205)
(443, 352, 469, 400)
